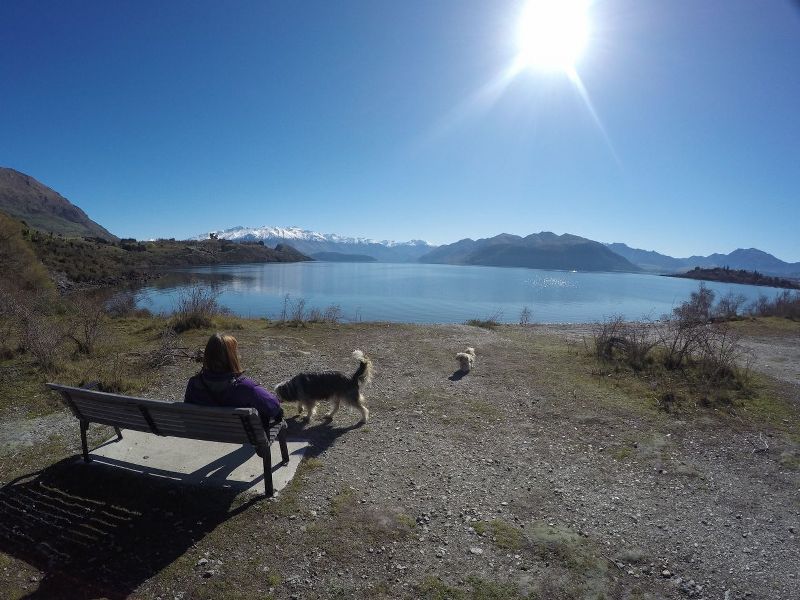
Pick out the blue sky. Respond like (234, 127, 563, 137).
(1, 1, 798, 261)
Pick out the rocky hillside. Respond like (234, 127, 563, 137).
(0, 167, 116, 241)
(420, 232, 639, 272)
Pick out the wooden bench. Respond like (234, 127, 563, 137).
(46, 383, 290, 497)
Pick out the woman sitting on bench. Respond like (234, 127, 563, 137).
(185, 333, 283, 427)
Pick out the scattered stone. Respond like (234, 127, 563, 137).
(661, 570, 672, 578)
(470, 547, 484, 556)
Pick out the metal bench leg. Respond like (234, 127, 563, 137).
(263, 448, 274, 497)
(278, 428, 290, 465)
(80, 420, 92, 462)
(114, 426, 123, 441)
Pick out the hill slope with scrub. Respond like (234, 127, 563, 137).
(0, 167, 117, 241)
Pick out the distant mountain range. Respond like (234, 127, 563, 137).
(0, 167, 116, 241)
(606, 243, 800, 278)
(2, 165, 796, 277)
(200, 225, 435, 262)
(419, 232, 639, 272)
(200, 224, 799, 276)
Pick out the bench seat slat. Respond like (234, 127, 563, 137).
(62, 390, 257, 418)
(135, 410, 259, 427)
(78, 415, 154, 432)
(70, 406, 265, 443)
(145, 421, 266, 442)
(69, 406, 151, 428)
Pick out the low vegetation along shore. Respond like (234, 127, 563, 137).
(0, 278, 798, 599)
(667, 266, 800, 290)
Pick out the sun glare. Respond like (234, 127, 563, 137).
(517, 0, 590, 72)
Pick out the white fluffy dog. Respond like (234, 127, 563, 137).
(455, 347, 476, 373)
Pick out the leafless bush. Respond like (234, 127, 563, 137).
(592, 315, 626, 361)
(21, 315, 64, 372)
(592, 287, 753, 410)
(278, 293, 291, 323)
(306, 307, 323, 323)
(746, 294, 771, 317)
(148, 327, 179, 368)
(714, 292, 747, 320)
(0, 284, 23, 358)
(171, 285, 223, 332)
(695, 322, 750, 385)
(302, 303, 343, 324)
(106, 290, 137, 317)
(744, 290, 800, 319)
(65, 293, 107, 355)
(593, 316, 656, 371)
(2, 287, 64, 370)
(466, 310, 503, 329)
(106, 290, 151, 318)
(289, 298, 306, 326)
(654, 316, 706, 370)
(673, 282, 715, 324)
(323, 304, 342, 323)
(519, 305, 532, 325)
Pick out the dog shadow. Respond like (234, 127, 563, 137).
(448, 369, 468, 381)
(284, 415, 364, 459)
(0, 458, 257, 600)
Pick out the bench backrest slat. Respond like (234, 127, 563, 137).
(47, 384, 268, 446)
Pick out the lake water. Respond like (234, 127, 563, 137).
(135, 262, 784, 324)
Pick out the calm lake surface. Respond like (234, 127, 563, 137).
(136, 262, 784, 324)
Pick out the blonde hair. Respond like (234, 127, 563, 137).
(203, 333, 243, 375)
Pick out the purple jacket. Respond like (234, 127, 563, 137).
(184, 371, 283, 427)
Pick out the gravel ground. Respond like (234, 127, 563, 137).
(1, 322, 798, 599)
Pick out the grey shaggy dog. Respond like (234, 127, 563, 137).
(275, 350, 372, 424)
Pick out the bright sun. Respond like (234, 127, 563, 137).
(517, 0, 590, 72)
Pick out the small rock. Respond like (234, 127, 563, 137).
(661, 570, 671, 578)
(196, 558, 209, 567)
(202, 570, 214, 578)
(470, 547, 484, 555)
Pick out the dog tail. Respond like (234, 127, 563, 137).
(351, 350, 373, 385)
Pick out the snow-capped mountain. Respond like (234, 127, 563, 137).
(197, 226, 436, 262)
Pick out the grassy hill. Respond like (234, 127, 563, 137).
(0, 167, 117, 241)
